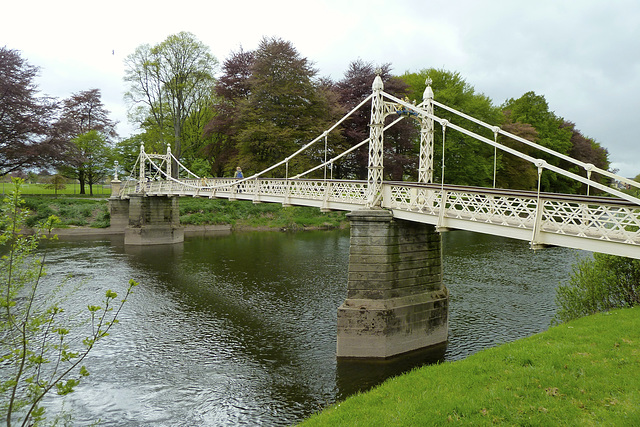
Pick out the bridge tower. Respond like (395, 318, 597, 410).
(365, 73, 385, 207)
(337, 76, 449, 359)
(109, 144, 184, 245)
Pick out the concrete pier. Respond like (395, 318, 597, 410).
(122, 194, 184, 245)
(337, 209, 448, 358)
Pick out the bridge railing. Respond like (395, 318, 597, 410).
(383, 182, 640, 255)
(120, 177, 370, 208)
(118, 176, 639, 257)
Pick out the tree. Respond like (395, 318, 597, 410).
(401, 68, 502, 186)
(495, 119, 540, 190)
(1, 179, 136, 425)
(205, 38, 339, 177)
(202, 47, 255, 176)
(554, 253, 640, 323)
(501, 92, 577, 193)
(334, 60, 414, 180)
(58, 89, 117, 138)
(58, 130, 113, 195)
(564, 121, 610, 192)
(56, 89, 117, 194)
(0, 47, 68, 176)
(124, 32, 218, 175)
(44, 174, 67, 196)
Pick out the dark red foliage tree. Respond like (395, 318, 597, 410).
(56, 89, 117, 194)
(563, 120, 610, 191)
(202, 48, 255, 176)
(333, 60, 414, 180)
(58, 89, 118, 139)
(0, 46, 68, 176)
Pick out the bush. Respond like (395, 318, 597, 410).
(554, 253, 640, 323)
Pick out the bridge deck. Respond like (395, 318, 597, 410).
(119, 178, 640, 260)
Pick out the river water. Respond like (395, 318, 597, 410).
(34, 229, 587, 425)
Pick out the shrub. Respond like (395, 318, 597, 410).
(554, 253, 640, 323)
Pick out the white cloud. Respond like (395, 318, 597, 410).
(2, 0, 639, 177)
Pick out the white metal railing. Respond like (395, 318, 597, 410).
(115, 76, 640, 259)
(118, 177, 640, 258)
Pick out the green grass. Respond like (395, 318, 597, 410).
(21, 196, 110, 228)
(301, 307, 640, 426)
(17, 196, 347, 231)
(179, 198, 347, 230)
(0, 182, 111, 196)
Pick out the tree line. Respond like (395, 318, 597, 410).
(2, 33, 613, 195)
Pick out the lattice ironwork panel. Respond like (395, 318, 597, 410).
(326, 181, 368, 204)
(541, 200, 640, 244)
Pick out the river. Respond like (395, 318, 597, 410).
(34, 229, 587, 425)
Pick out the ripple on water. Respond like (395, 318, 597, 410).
(30, 230, 588, 425)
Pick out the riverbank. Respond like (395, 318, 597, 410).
(18, 195, 349, 232)
(301, 306, 640, 425)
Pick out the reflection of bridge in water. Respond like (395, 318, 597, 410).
(109, 75, 640, 359)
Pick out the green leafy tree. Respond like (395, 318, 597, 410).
(58, 130, 113, 195)
(1, 179, 137, 425)
(124, 32, 218, 175)
(501, 92, 577, 193)
(44, 174, 67, 197)
(235, 37, 336, 175)
(401, 68, 502, 186)
(554, 253, 640, 323)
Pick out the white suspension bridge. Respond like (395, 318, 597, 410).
(115, 75, 640, 260)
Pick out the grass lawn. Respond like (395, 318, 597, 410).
(301, 307, 640, 426)
(0, 182, 111, 196)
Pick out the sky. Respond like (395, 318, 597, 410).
(2, 0, 639, 177)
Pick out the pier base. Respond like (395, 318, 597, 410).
(123, 194, 184, 245)
(337, 209, 448, 358)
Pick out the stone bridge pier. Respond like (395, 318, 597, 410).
(109, 190, 184, 245)
(337, 209, 448, 358)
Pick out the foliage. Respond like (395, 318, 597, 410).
(179, 198, 347, 230)
(21, 196, 109, 228)
(202, 47, 255, 177)
(124, 32, 218, 171)
(58, 130, 114, 196)
(401, 68, 502, 186)
(43, 175, 67, 197)
(0, 179, 136, 425)
(334, 60, 414, 180)
(554, 253, 640, 323)
(52, 89, 117, 195)
(502, 92, 579, 193)
(58, 89, 117, 141)
(205, 38, 340, 178)
(302, 307, 640, 426)
(0, 47, 68, 176)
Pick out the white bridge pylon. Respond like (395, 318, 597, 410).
(117, 76, 640, 260)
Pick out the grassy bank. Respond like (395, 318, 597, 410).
(179, 198, 347, 230)
(301, 307, 640, 426)
(1, 182, 112, 196)
(21, 196, 111, 228)
(19, 196, 348, 231)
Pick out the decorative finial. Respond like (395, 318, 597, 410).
(423, 76, 434, 101)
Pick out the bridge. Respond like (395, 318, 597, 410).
(109, 75, 640, 358)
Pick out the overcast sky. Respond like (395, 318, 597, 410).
(3, 0, 639, 177)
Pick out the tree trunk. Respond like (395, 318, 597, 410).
(79, 170, 86, 195)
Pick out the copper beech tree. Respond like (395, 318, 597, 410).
(0, 47, 68, 176)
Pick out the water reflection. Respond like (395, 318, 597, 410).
(32, 229, 587, 426)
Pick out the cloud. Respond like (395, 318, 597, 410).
(2, 0, 639, 177)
